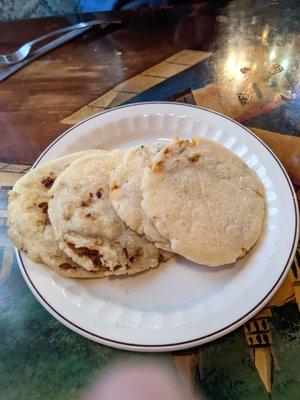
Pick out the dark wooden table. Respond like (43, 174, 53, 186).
(0, 5, 218, 164)
(0, 1, 299, 399)
(1, 1, 298, 166)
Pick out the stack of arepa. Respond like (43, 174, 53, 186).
(8, 137, 265, 278)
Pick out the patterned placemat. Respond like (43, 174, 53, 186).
(61, 50, 212, 125)
(62, 48, 300, 137)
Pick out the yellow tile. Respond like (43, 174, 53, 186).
(88, 90, 117, 108)
(193, 81, 274, 121)
(267, 273, 295, 307)
(173, 354, 198, 395)
(254, 308, 272, 319)
(192, 83, 229, 115)
(294, 283, 300, 311)
(0, 162, 7, 169)
(114, 75, 164, 94)
(89, 91, 136, 108)
(141, 62, 187, 78)
(1, 164, 30, 173)
(61, 106, 105, 125)
(254, 347, 272, 393)
(165, 50, 211, 66)
(109, 91, 137, 108)
(0, 171, 23, 186)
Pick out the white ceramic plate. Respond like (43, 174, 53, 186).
(17, 102, 299, 352)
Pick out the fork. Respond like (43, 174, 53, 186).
(0, 19, 118, 65)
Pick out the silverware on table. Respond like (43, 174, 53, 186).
(0, 19, 120, 65)
(0, 19, 121, 82)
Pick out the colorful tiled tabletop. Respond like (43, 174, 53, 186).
(0, 2, 299, 399)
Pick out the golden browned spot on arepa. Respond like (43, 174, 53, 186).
(42, 175, 55, 189)
(96, 186, 103, 198)
(163, 147, 172, 155)
(150, 160, 164, 173)
(188, 153, 201, 163)
(109, 182, 119, 192)
(254, 189, 264, 198)
(192, 137, 201, 146)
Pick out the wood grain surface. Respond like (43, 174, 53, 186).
(0, 8, 217, 164)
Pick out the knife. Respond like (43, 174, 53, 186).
(0, 20, 121, 82)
